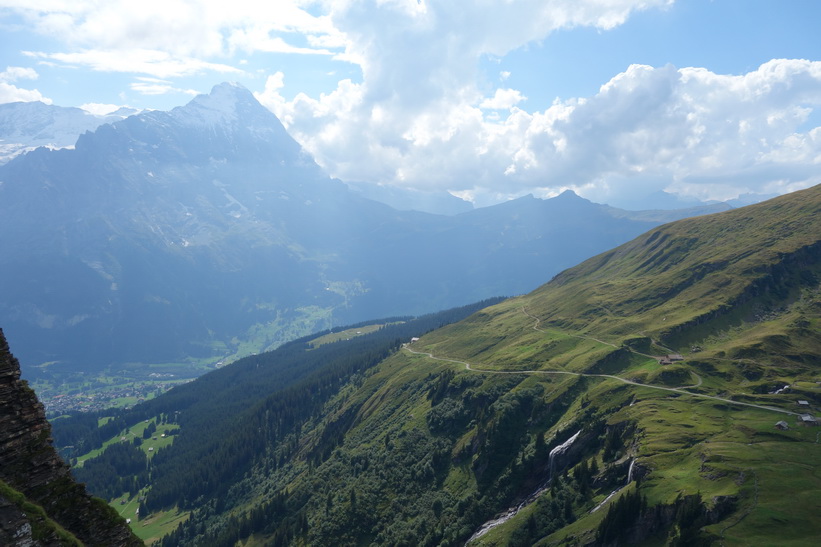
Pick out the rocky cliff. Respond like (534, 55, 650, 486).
(0, 328, 142, 546)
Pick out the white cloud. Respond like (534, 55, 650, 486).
(79, 102, 125, 115)
(480, 88, 526, 110)
(0, 82, 51, 103)
(252, 1, 820, 205)
(227, 29, 334, 56)
(0, 65, 49, 103)
(5, 0, 819, 205)
(129, 77, 199, 96)
(0, 66, 39, 82)
(258, 1, 680, 195)
(4, 0, 340, 83)
(23, 49, 243, 79)
(4, 1, 338, 57)
(502, 59, 821, 203)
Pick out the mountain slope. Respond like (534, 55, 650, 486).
(0, 100, 137, 164)
(50, 300, 505, 543)
(0, 83, 710, 376)
(56, 186, 820, 546)
(396, 185, 821, 545)
(0, 329, 141, 546)
(424, 184, 820, 375)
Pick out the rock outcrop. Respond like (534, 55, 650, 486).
(0, 328, 142, 546)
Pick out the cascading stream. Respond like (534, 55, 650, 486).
(466, 430, 581, 544)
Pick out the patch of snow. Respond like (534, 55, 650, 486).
(170, 82, 249, 128)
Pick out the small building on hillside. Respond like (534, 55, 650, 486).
(659, 354, 685, 365)
(775, 420, 789, 431)
(797, 400, 811, 408)
(798, 414, 817, 426)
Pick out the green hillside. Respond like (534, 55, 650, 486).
(54, 186, 821, 546)
(401, 185, 821, 544)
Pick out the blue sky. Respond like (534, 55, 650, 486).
(2, 0, 821, 207)
(492, 0, 821, 110)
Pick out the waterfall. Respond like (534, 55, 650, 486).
(590, 458, 637, 516)
(548, 430, 581, 476)
(590, 489, 621, 514)
(627, 458, 636, 484)
(466, 430, 582, 544)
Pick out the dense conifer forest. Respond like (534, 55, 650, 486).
(53, 300, 507, 529)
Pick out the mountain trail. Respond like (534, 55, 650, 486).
(520, 306, 660, 360)
(403, 308, 798, 417)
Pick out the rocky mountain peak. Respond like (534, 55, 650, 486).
(554, 189, 584, 201)
(169, 81, 283, 131)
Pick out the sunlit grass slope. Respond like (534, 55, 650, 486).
(63, 186, 820, 546)
(422, 184, 821, 389)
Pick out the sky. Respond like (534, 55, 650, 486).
(1, 0, 821, 208)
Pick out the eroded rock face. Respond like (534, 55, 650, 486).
(0, 331, 67, 490)
(1, 495, 40, 546)
(0, 328, 142, 546)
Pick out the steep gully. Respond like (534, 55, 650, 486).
(402, 306, 798, 543)
(465, 431, 582, 543)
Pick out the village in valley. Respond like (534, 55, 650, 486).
(37, 373, 185, 416)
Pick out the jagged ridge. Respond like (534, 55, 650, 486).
(0, 329, 141, 546)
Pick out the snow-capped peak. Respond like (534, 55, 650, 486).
(171, 82, 261, 128)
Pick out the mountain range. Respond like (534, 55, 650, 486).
(0, 100, 138, 165)
(50, 184, 821, 546)
(0, 83, 727, 375)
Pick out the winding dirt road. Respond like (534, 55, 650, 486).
(403, 306, 798, 417)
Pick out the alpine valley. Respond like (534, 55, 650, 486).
(47, 184, 820, 545)
(0, 83, 728, 388)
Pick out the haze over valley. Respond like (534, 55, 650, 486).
(1, 1, 820, 546)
